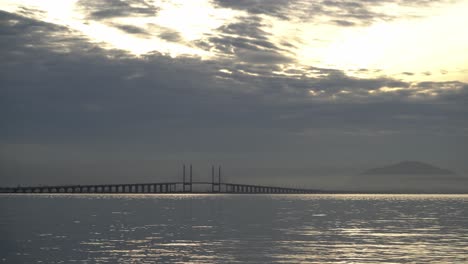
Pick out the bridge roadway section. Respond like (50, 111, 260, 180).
(0, 165, 321, 194)
(0, 182, 319, 194)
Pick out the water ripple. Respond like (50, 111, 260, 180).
(1, 194, 467, 263)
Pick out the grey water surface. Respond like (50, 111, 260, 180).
(1, 194, 468, 263)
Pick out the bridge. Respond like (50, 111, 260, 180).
(0, 165, 322, 194)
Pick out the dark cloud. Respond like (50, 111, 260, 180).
(402, 72, 415, 76)
(16, 6, 47, 17)
(112, 23, 183, 41)
(142, 24, 183, 42)
(114, 24, 149, 35)
(197, 16, 294, 65)
(76, 0, 158, 20)
(94, 22, 182, 45)
(213, 0, 459, 26)
(158, 30, 182, 42)
(74, 0, 182, 44)
(213, 0, 291, 19)
(332, 19, 356, 26)
(0, 11, 94, 56)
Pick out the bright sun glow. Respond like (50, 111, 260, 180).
(300, 1, 468, 82)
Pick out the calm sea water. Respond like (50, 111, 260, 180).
(1, 194, 467, 263)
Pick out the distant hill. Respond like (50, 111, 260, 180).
(362, 161, 454, 175)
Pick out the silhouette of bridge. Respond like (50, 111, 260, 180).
(0, 165, 321, 194)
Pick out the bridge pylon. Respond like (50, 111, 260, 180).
(182, 164, 192, 192)
(212, 165, 221, 192)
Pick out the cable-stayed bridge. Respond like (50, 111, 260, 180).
(0, 165, 321, 194)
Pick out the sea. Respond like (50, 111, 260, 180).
(1, 194, 467, 263)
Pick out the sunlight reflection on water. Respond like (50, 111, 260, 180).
(1, 194, 467, 263)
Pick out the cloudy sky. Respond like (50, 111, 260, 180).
(1, 0, 467, 188)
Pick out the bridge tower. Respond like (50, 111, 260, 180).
(218, 166, 221, 192)
(190, 164, 193, 192)
(212, 165, 221, 192)
(183, 164, 192, 192)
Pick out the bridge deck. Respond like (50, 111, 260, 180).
(0, 182, 320, 194)
(0, 165, 321, 194)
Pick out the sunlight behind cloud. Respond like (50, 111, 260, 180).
(0, 0, 242, 58)
(153, 0, 239, 41)
(315, 1, 468, 82)
(1, 0, 467, 81)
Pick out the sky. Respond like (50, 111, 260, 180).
(0, 0, 467, 190)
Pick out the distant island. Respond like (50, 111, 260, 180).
(362, 161, 454, 175)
